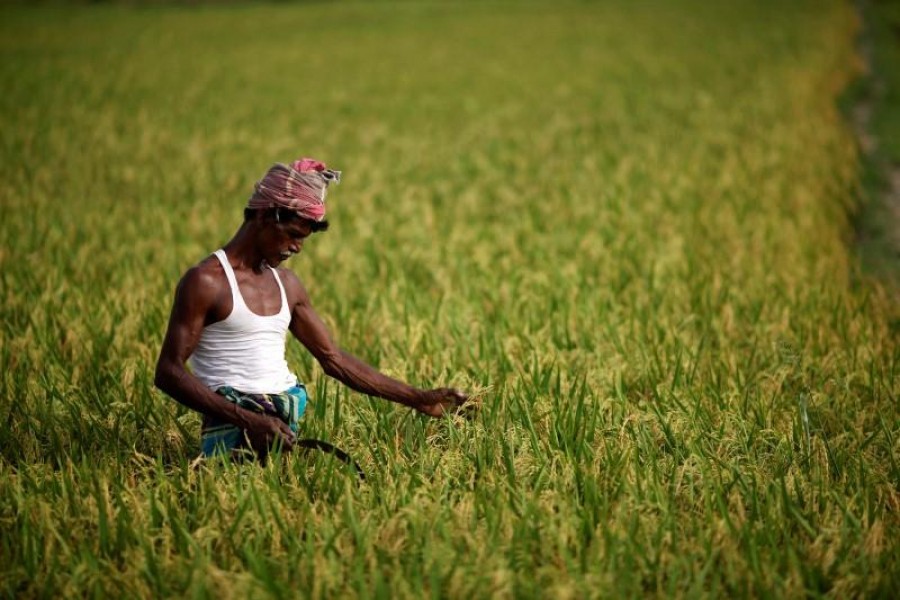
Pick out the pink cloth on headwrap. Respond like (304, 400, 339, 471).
(293, 158, 326, 172)
(247, 157, 340, 222)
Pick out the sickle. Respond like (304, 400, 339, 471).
(296, 438, 366, 482)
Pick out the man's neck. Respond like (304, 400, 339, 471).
(222, 223, 267, 273)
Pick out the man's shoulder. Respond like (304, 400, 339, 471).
(274, 267, 309, 303)
(176, 255, 227, 298)
(274, 265, 301, 285)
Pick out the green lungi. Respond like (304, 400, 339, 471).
(200, 384, 307, 457)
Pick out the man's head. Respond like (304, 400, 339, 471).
(244, 157, 340, 267)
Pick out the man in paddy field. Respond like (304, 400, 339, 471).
(155, 157, 468, 460)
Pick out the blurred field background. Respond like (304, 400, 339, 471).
(1, 0, 898, 597)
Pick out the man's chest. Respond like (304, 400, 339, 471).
(211, 269, 288, 322)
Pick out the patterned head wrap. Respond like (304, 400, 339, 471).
(247, 158, 341, 222)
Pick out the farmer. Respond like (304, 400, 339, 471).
(154, 158, 467, 459)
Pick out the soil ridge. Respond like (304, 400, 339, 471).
(851, 1, 900, 297)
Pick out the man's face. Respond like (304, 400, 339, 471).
(259, 215, 314, 266)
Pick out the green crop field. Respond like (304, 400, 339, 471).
(1, 0, 898, 597)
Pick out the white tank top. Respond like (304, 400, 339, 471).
(189, 249, 297, 394)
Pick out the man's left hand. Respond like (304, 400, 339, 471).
(415, 388, 469, 417)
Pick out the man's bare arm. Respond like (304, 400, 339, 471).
(283, 271, 465, 416)
(154, 265, 295, 449)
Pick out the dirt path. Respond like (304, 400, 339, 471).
(851, 3, 900, 294)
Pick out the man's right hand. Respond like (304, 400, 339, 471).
(244, 413, 296, 455)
